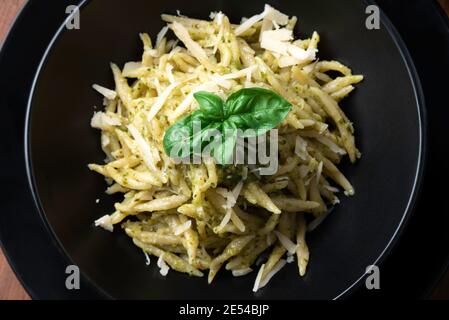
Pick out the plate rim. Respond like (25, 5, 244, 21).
(2, 0, 427, 299)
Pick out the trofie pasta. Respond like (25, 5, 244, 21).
(88, 4, 363, 292)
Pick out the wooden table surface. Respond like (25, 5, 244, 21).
(0, 0, 448, 300)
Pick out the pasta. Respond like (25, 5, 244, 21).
(88, 4, 363, 291)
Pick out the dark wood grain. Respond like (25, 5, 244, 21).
(0, 0, 448, 301)
(0, 248, 29, 300)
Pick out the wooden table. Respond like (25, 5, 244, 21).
(0, 0, 448, 300)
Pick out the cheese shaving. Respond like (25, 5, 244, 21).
(92, 84, 117, 100)
(274, 231, 298, 255)
(94, 215, 113, 232)
(174, 220, 192, 236)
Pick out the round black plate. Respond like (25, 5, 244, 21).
(2, 0, 442, 300)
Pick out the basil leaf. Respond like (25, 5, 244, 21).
(191, 121, 222, 156)
(163, 87, 292, 163)
(213, 121, 237, 165)
(163, 111, 206, 158)
(193, 91, 224, 121)
(163, 113, 194, 158)
(225, 88, 292, 137)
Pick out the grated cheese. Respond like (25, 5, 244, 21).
(144, 251, 151, 265)
(228, 181, 244, 209)
(217, 208, 232, 231)
(147, 81, 181, 122)
(316, 136, 347, 155)
(274, 231, 298, 255)
(157, 255, 170, 276)
(294, 136, 309, 161)
(261, 27, 317, 67)
(166, 63, 175, 84)
(253, 264, 265, 292)
(170, 81, 219, 121)
(91, 111, 121, 130)
(94, 215, 113, 232)
(212, 66, 257, 87)
(92, 84, 117, 100)
(236, 4, 287, 36)
(127, 124, 158, 171)
(174, 220, 192, 236)
(122, 61, 146, 78)
(170, 21, 211, 68)
(156, 26, 169, 47)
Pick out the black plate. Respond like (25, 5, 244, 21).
(1, 0, 436, 299)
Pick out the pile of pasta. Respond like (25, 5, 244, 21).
(88, 5, 363, 292)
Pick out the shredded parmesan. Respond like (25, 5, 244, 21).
(210, 11, 224, 26)
(228, 181, 244, 209)
(274, 231, 298, 255)
(265, 6, 289, 25)
(157, 255, 170, 276)
(92, 84, 117, 100)
(235, 11, 266, 36)
(94, 215, 113, 232)
(211, 66, 257, 87)
(261, 29, 293, 56)
(147, 81, 181, 122)
(235, 4, 287, 36)
(174, 220, 192, 236)
(127, 124, 158, 171)
(261, 27, 317, 67)
(91, 112, 121, 130)
(170, 21, 212, 68)
(122, 62, 146, 78)
(316, 136, 347, 155)
(170, 81, 219, 121)
(218, 209, 232, 230)
(166, 63, 175, 84)
(156, 26, 169, 47)
(144, 251, 151, 265)
(294, 136, 309, 161)
(278, 55, 301, 68)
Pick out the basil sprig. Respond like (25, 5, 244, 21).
(163, 87, 292, 164)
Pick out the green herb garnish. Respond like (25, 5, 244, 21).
(163, 87, 292, 164)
